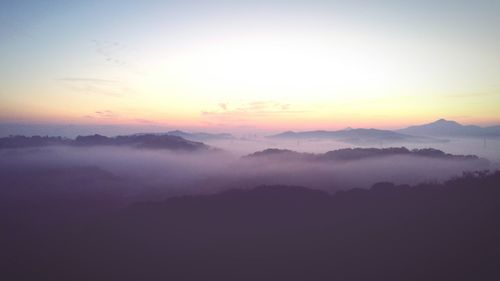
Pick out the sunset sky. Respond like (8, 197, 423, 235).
(1, 0, 499, 131)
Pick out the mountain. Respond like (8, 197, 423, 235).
(0, 134, 211, 151)
(245, 147, 481, 162)
(321, 147, 479, 161)
(244, 148, 316, 161)
(166, 130, 233, 141)
(398, 119, 500, 137)
(0, 135, 71, 148)
(269, 128, 442, 144)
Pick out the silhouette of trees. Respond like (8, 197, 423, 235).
(0, 134, 210, 151)
(2, 170, 500, 280)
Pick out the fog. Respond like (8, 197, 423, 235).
(205, 136, 500, 162)
(1, 144, 494, 204)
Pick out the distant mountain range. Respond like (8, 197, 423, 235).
(269, 119, 500, 143)
(2, 119, 498, 150)
(269, 128, 442, 144)
(398, 119, 500, 137)
(0, 134, 211, 151)
(245, 147, 481, 162)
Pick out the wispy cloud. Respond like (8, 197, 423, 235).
(57, 77, 131, 97)
(444, 92, 496, 99)
(83, 111, 163, 126)
(84, 110, 118, 119)
(133, 118, 158, 124)
(92, 40, 128, 67)
(218, 103, 228, 111)
(58, 78, 118, 83)
(202, 101, 307, 123)
(90, 39, 147, 75)
(94, 110, 116, 118)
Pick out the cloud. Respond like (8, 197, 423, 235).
(92, 40, 128, 67)
(58, 78, 118, 83)
(218, 103, 228, 111)
(202, 101, 307, 123)
(84, 110, 118, 119)
(90, 39, 147, 75)
(133, 118, 158, 124)
(95, 110, 116, 118)
(82, 111, 164, 126)
(57, 77, 131, 97)
(444, 92, 496, 99)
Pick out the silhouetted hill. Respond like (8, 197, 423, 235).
(166, 130, 233, 141)
(246, 147, 481, 162)
(4, 171, 499, 280)
(133, 130, 233, 141)
(0, 134, 211, 151)
(0, 135, 71, 148)
(322, 147, 479, 161)
(398, 118, 500, 137)
(270, 128, 442, 144)
(244, 148, 316, 161)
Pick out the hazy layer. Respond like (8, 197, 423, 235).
(205, 137, 500, 163)
(0, 145, 493, 201)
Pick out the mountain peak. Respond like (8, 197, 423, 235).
(398, 119, 494, 137)
(168, 130, 185, 134)
(433, 118, 460, 125)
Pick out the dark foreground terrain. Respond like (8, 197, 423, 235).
(2, 171, 500, 281)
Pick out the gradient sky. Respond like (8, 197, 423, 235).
(1, 0, 499, 131)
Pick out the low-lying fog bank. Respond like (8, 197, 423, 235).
(1, 140, 499, 281)
(205, 136, 500, 162)
(0, 145, 494, 203)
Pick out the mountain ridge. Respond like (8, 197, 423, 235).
(269, 119, 500, 142)
(269, 128, 443, 144)
(398, 118, 500, 137)
(244, 147, 482, 162)
(0, 134, 212, 151)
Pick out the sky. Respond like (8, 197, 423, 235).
(1, 0, 500, 132)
